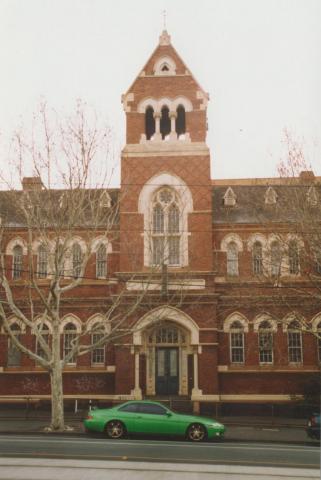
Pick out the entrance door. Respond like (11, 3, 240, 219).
(156, 347, 179, 395)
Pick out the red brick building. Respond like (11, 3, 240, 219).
(0, 30, 320, 413)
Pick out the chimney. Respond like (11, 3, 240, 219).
(299, 171, 315, 183)
(22, 176, 43, 191)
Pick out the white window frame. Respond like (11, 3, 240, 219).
(230, 322, 245, 364)
(258, 322, 273, 364)
(226, 241, 239, 276)
(287, 322, 302, 363)
(12, 245, 23, 279)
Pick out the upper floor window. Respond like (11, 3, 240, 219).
(270, 241, 281, 277)
(151, 188, 180, 266)
(12, 245, 23, 279)
(226, 242, 239, 276)
(160, 106, 171, 139)
(37, 244, 48, 278)
(145, 106, 155, 140)
(287, 320, 302, 363)
(96, 243, 107, 278)
(289, 241, 299, 274)
(175, 105, 186, 137)
(258, 321, 273, 364)
(230, 321, 244, 363)
(252, 241, 263, 275)
(72, 243, 82, 279)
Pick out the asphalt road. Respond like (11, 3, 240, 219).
(0, 434, 319, 470)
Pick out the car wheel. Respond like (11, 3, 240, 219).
(106, 420, 125, 439)
(187, 423, 207, 442)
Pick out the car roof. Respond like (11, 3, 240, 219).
(119, 400, 167, 408)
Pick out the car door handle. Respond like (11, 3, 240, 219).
(136, 416, 142, 419)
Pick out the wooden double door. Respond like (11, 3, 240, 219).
(155, 347, 179, 395)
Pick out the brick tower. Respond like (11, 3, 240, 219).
(120, 30, 213, 275)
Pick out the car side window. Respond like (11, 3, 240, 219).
(138, 403, 167, 415)
(118, 403, 140, 413)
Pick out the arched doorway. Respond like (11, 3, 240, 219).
(132, 306, 201, 398)
(146, 323, 187, 395)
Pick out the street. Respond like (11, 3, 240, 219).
(0, 434, 319, 469)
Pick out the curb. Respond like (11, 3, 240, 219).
(0, 429, 318, 446)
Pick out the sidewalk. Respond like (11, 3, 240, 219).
(0, 408, 316, 444)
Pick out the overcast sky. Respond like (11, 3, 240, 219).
(0, 0, 320, 183)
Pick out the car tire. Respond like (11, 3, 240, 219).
(186, 423, 207, 442)
(105, 420, 126, 439)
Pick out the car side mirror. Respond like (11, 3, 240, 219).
(166, 412, 172, 417)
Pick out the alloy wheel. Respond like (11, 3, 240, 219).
(106, 420, 125, 439)
(187, 423, 206, 442)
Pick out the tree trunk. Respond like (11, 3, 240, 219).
(50, 363, 65, 430)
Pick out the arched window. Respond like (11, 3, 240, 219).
(317, 322, 321, 363)
(96, 244, 107, 278)
(175, 105, 186, 137)
(227, 242, 239, 276)
(36, 323, 50, 360)
(258, 321, 273, 364)
(289, 240, 299, 274)
(12, 245, 23, 279)
(37, 244, 48, 278)
(151, 188, 180, 266)
(147, 324, 186, 345)
(72, 243, 82, 279)
(7, 322, 22, 367)
(252, 241, 263, 275)
(63, 322, 78, 364)
(90, 323, 105, 365)
(160, 106, 170, 139)
(145, 106, 155, 140)
(230, 321, 244, 363)
(287, 320, 302, 363)
(270, 241, 281, 277)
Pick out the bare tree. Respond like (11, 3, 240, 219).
(0, 102, 197, 430)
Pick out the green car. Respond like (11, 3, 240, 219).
(84, 400, 225, 442)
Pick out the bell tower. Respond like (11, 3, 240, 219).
(120, 30, 213, 273)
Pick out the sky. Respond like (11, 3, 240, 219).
(0, 0, 320, 184)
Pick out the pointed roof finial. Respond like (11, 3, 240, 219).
(159, 9, 171, 45)
(162, 9, 167, 30)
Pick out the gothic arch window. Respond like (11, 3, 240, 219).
(37, 244, 48, 278)
(96, 243, 107, 278)
(63, 322, 78, 364)
(175, 105, 186, 137)
(145, 106, 155, 140)
(72, 243, 82, 279)
(258, 320, 273, 364)
(89, 322, 105, 365)
(252, 241, 263, 275)
(226, 241, 239, 276)
(288, 240, 299, 274)
(270, 241, 281, 277)
(160, 106, 170, 139)
(12, 245, 23, 279)
(287, 320, 302, 363)
(151, 188, 181, 266)
(229, 321, 244, 363)
(147, 324, 186, 345)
